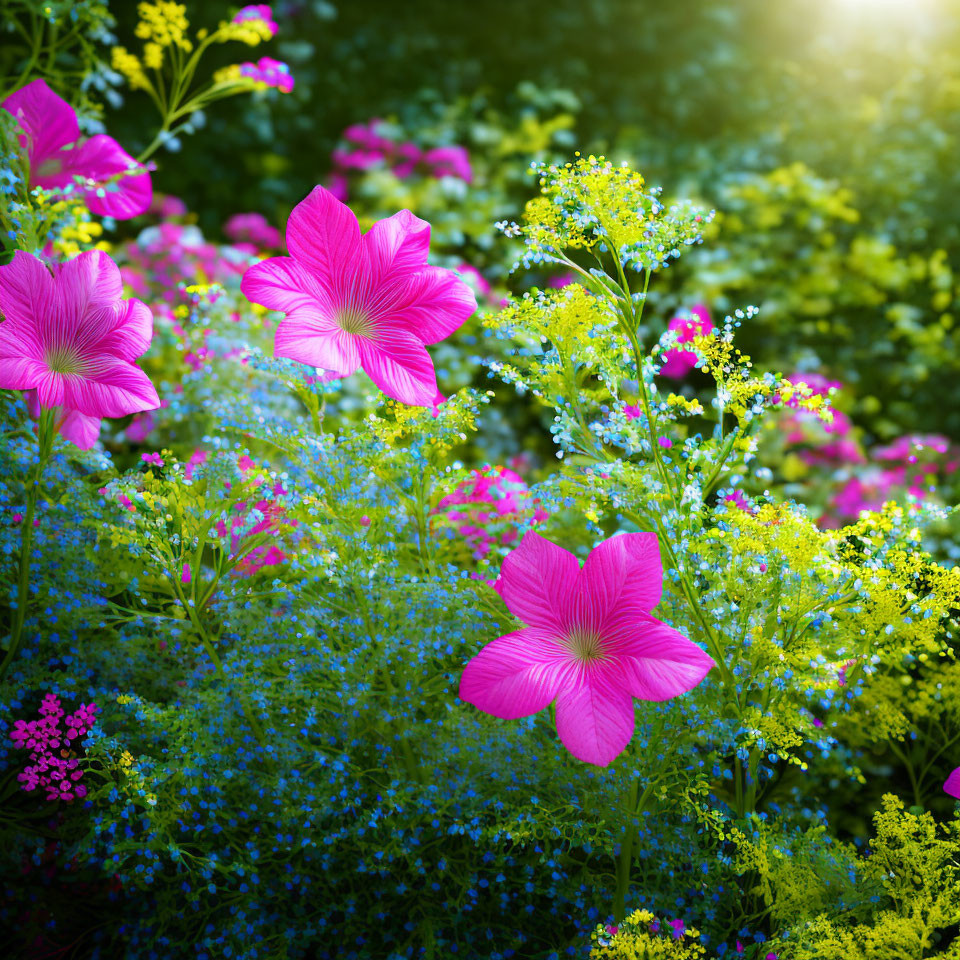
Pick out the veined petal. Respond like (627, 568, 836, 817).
(554, 677, 635, 767)
(61, 357, 159, 419)
(380, 265, 476, 345)
(274, 319, 360, 376)
(58, 409, 101, 450)
(363, 208, 431, 279)
(285, 185, 363, 284)
(0, 250, 55, 334)
(357, 328, 440, 406)
(0, 351, 47, 390)
(52, 136, 152, 220)
(56, 250, 123, 329)
(1, 79, 79, 165)
(611, 614, 715, 702)
(85, 298, 153, 361)
(494, 531, 580, 631)
(241, 256, 338, 317)
(575, 532, 663, 632)
(459, 628, 570, 720)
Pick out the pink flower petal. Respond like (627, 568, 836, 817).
(1, 79, 79, 165)
(574, 532, 663, 630)
(382, 265, 477, 345)
(275, 320, 361, 376)
(363, 208, 431, 278)
(0, 249, 55, 331)
(358, 328, 440, 405)
(58, 409, 101, 449)
(495, 531, 580, 632)
(610, 615, 716, 701)
(459, 628, 570, 719)
(554, 677, 635, 766)
(285, 185, 364, 285)
(945, 767, 960, 799)
(46, 135, 152, 219)
(61, 356, 160, 418)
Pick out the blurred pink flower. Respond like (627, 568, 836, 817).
(434, 465, 547, 558)
(424, 145, 472, 182)
(0, 251, 159, 449)
(2, 79, 151, 219)
(454, 263, 491, 299)
(459, 532, 715, 765)
(239, 57, 294, 93)
(241, 184, 476, 406)
(233, 4, 278, 35)
(224, 212, 282, 250)
(659, 305, 712, 379)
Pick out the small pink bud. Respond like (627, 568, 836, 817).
(360, 515, 371, 527)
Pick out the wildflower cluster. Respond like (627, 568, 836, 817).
(513, 153, 711, 274)
(112, 2, 294, 164)
(10, 695, 99, 802)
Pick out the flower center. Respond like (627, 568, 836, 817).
(45, 346, 84, 375)
(35, 156, 64, 178)
(565, 628, 607, 664)
(335, 306, 375, 337)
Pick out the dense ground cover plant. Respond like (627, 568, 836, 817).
(1, 3, 960, 959)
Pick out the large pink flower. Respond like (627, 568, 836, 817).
(2, 79, 151, 220)
(459, 531, 715, 766)
(241, 185, 477, 406)
(0, 250, 159, 449)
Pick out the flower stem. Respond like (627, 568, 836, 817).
(0, 409, 55, 682)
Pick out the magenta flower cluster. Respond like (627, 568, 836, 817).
(328, 119, 472, 200)
(239, 56, 295, 93)
(232, 4, 278, 35)
(10, 694, 99, 802)
(434, 465, 548, 559)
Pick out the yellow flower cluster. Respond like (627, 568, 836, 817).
(589, 909, 706, 959)
(489, 284, 616, 350)
(216, 19, 274, 46)
(111, 47, 151, 91)
(768, 796, 960, 959)
(524, 154, 649, 252)
(134, 2, 192, 52)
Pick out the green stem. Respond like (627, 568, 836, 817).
(1, 409, 55, 682)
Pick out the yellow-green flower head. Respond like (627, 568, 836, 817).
(135, 2, 192, 52)
(514, 154, 713, 274)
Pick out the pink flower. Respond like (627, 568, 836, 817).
(224, 212, 282, 249)
(240, 57, 294, 93)
(233, 4, 278, 35)
(945, 767, 960, 799)
(241, 185, 477, 407)
(10, 696, 98, 803)
(0, 251, 159, 449)
(125, 410, 156, 443)
(459, 532, 715, 766)
(424, 145, 472, 183)
(141, 452, 164, 467)
(2, 79, 151, 219)
(434, 465, 548, 559)
(659, 305, 712, 379)
(185, 448, 208, 479)
(723, 490, 753, 513)
(454, 263, 491, 299)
